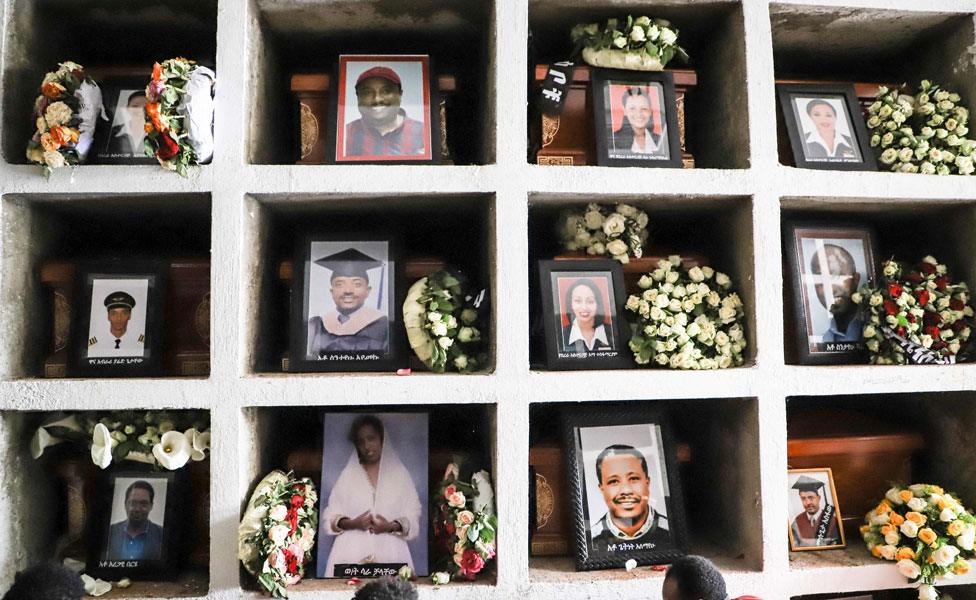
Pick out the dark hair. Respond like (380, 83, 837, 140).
(563, 278, 607, 327)
(808, 243, 856, 276)
(2, 562, 84, 600)
(351, 577, 418, 600)
(621, 86, 651, 109)
(125, 90, 146, 105)
(348, 415, 385, 445)
(125, 480, 155, 504)
(595, 445, 648, 485)
(805, 98, 836, 117)
(664, 555, 728, 600)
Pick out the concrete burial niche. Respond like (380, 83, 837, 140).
(527, 397, 762, 589)
(527, 193, 757, 369)
(528, 0, 750, 169)
(239, 403, 498, 592)
(0, 193, 212, 379)
(0, 0, 218, 164)
(242, 192, 496, 374)
(246, 0, 495, 165)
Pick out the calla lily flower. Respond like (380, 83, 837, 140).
(90, 423, 114, 469)
(185, 428, 211, 461)
(81, 573, 112, 596)
(30, 414, 82, 459)
(153, 430, 191, 470)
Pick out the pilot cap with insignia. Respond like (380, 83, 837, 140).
(104, 291, 136, 311)
(792, 475, 826, 493)
(314, 248, 384, 282)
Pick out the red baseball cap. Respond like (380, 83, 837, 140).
(355, 66, 401, 88)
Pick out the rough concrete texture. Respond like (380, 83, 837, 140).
(2, 0, 976, 598)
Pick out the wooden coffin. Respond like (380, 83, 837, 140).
(40, 259, 210, 377)
(291, 73, 457, 165)
(532, 65, 697, 167)
(787, 409, 925, 537)
(775, 79, 898, 167)
(553, 250, 708, 294)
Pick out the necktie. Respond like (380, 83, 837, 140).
(115, 339, 121, 349)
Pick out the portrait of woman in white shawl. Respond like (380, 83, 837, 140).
(318, 413, 428, 578)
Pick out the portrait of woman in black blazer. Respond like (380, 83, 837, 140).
(560, 278, 615, 353)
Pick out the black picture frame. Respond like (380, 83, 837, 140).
(537, 259, 632, 370)
(328, 54, 441, 165)
(68, 261, 167, 377)
(90, 76, 157, 165)
(777, 83, 877, 171)
(783, 222, 878, 365)
(289, 233, 406, 372)
(590, 69, 683, 168)
(561, 404, 688, 571)
(88, 469, 182, 580)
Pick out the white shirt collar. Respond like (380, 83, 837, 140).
(605, 509, 656, 540)
(568, 321, 609, 351)
(805, 130, 847, 157)
(631, 126, 667, 154)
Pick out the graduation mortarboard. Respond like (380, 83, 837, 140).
(314, 248, 384, 281)
(104, 291, 136, 310)
(792, 475, 826, 493)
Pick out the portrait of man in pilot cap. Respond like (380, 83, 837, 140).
(336, 55, 433, 162)
(788, 469, 845, 550)
(86, 278, 149, 359)
(304, 241, 392, 360)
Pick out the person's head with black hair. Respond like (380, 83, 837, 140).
(2, 562, 84, 600)
(349, 414, 385, 466)
(351, 577, 418, 600)
(662, 555, 728, 600)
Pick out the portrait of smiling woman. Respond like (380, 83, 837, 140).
(560, 277, 615, 353)
(798, 97, 859, 162)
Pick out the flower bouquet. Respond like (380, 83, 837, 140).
(861, 484, 975, 600)
(239, 470, 318, 598)
(26, 61, 103, 175)
(558, 203, 650, 264)
(854, 256, 974, 365)
(626, 256, 747, 369)
(571, 16, 688, 71)
(402, 270, 488, 373)
(31, 410, 210, 470)
(143, 57, 215, 175)
(430, 464, 497, 583)
(867, 80, 976, 175)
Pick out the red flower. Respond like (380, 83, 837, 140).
(935, 277, 950, 290)
(916, 289, 930, 307)
(291, 494, 304, 508)
(884, 300, 899, 316)
(907, 313, 916, 323)
(445, 522, 456, 536)
(925, 326, 941, 339)
(287, 507, 299, 535)
(952, 320, 967, 332)
(896, 326, 906, 338)
(933, 341, 948, 351)
(920, 262, 937, 275)
(950, 298, 965, 311)
(888, 283, 903, 298)
(156, 132, 179, 160)
(923, 312, 942, 328)
(906, 271, 923, 284)
(458, 549, 485, 577)
(283, 547, 300, 574)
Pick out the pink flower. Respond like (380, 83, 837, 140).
(147, 79, 165, 102)
(444, 484, 457, 500)
(448, 492, 466, 508)
(457, 510, 475, 525)
(268, 524, 289, 546)
(458, 549, 486, 577)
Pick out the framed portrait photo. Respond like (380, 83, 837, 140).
(561, 405, 687, 570)
(787, 468, 846, 551)
(331, 54, 439, 164)
(89, 471, 181, 579)
(784, 223, 878, 365)
(538, 260, 631, 370)
(289, 235, 405, 372)
(91, 77, 156, 165)
(591, 69, 683, 168)
(777, 84, 877, 171)
(68, 262, 166, 377)
(317, 412, 429, 578)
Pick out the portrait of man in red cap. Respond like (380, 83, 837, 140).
(336, 55, 432, 161)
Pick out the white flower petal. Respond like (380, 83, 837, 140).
(152, 430, 191, 470)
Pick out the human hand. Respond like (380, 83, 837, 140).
(369, 514, 402, 535)
(339, 510, 372, 531)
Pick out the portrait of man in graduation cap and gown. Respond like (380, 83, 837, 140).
(789, 471, 844, 549)
(306, 246, 391, 359)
